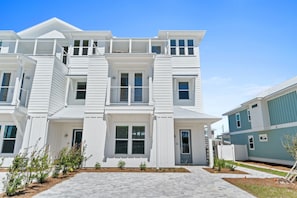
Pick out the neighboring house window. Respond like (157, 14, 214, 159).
(0, 72, 11, 102)
(179, 82, 189, 100)
(170, 40, 176, 55)
(2, 125, 17, 153)
(76, 82, 86, 99)
(236, 113, 241, 128)
(247, 109, 251, 122)
(62, 46, 68, 64)
(115, 125, 145, 155)
(259, 134, 268, 142)
(248, 135, 255, 150)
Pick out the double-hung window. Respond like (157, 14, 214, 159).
(115, 126, 129, 154)
(188, 40, 194, 55)
(76, 82, 86, 100)
(178, 82, 189, 100)
(235, 113, 241, 128)
(179, 40, 185, 55)
(248, 135, 255, 150)
(2, 125, 17, 153)
(73, 40, 89, 55)
(132, 126, 145, 154)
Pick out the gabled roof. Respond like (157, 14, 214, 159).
(223, 76, 297, 115)
(18, 17, 82, 38)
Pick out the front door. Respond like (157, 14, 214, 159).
(180, 130, 192, 164)
(72, 129, 83, 148)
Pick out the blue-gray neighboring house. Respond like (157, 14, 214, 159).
(223, 76, 297, 166)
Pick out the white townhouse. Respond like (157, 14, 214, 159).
(0, 18, 220, 167)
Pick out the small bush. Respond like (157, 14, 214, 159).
(117, 160, 126, 169)
(213, 158, 226, 171)
(226, 163, 236, 171)
(95, 162, 101, 169)
(139, 162, 146, 171)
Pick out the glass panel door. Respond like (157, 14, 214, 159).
(0, 73, 11, 102)
(180, 130, 192, 164)
(72, 129, 83, 148)
(120, 73, 129, 102)
(134, 73, 142, 102)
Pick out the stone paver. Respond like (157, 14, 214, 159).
(33, 166, 279, 198)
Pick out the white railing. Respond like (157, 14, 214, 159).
(106, 77, 153, 106)
(0, 86, 29, 107)
(0, 39, 65, 62)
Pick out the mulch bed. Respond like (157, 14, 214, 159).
(203, 167, 248, 174)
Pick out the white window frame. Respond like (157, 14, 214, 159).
(114, 123, 146, 156)
(75, 81, 87, 100)
(259, 134, 268, 142)
(235, 113, 241, 128)
(73, 40, 90, 56)
(170, 39, 195, 55)
(248, 135, 255, 150)
(178, 81, 189, 100)
(247, 109, 251, 122)
(0, 124, 18, 155)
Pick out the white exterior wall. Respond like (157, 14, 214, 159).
(27, 56, 55, 113)
(249, 102, 265, 130)
(47, 121, 83, 159)
(153, 56, 173, 113)
(83, 114, 106, 167)
(174, 122, 206, 165)
(68, 57, 89, 75)
(85, 56, 108, 113)
(150, 114, 175, 167)
(48, 59, 68, 115)
(21, 114, 49, 151)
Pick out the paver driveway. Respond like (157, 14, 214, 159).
(34, 166, 279, 198)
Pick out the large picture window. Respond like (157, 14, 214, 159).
(2, 125, 17, 153)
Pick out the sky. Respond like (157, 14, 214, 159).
(2, 0, 297, 135)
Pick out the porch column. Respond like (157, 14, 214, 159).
(64, 78, 70, 106)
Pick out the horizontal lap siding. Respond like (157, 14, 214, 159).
(28, 56, 54, 113)
(153, 56, 173, 113)
(268, 91, 297, 125)
(68, 57, 89, 75)
(85, 56, 108, 113)
(48, 59, 68, 115)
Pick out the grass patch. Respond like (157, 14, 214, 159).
(227, 161, 287, 177)
(224, 178, 297, 198)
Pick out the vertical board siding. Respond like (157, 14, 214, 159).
(153, 56, 173, 113)
(229, 109, 251, 132)
(85, 56, 108, 113)
(27, 56, 54, 113)
(268, 91, 297, 125)
(48, 59, 68, 115)
(231, 126, 297, 162)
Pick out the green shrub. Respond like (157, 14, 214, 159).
(213, 158, 226, 171)
(95, 162, 101, 169)
(117, 160, 126, 169)
(139, 162, 146, 171)
(226, 163, 236, 171)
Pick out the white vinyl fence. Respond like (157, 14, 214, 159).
(217, 144, 248, 161)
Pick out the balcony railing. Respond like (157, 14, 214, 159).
(0, 39, 65, 62)
(0, 86, 29, 108)
(106, 77, 153, 106)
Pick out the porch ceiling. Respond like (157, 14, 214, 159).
(174, 106, 221, 124)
